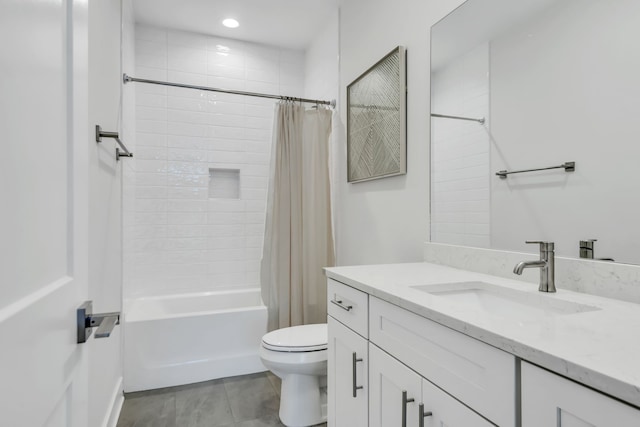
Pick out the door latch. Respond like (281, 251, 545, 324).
(77, 301, 121, 343)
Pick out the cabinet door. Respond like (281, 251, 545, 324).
(370, 296, 514, 426)
(421, 378, 494, 427)
(522, 362, 640, 427)
(328, 316, 368, 427)
(369, 344, 422, 427)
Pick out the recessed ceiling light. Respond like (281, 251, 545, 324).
(223, 18, 239, 28)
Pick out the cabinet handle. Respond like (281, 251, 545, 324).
(331, 299, 353, 312)
(418, 403, 433, 427)
(352, 352, 363, 397)
(402, 390, 415, 427)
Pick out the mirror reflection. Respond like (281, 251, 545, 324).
(430, 0, 640, 264)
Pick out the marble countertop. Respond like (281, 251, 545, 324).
(325, 262, 640, 408)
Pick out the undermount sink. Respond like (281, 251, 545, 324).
(411, 281, 600, 320)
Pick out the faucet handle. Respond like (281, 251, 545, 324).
(579, 239, 597, 259)
(525, 241, 555, 251)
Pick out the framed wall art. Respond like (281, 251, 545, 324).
(347, 46, 407, 183)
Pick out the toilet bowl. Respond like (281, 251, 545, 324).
(260, 323, 328, 427)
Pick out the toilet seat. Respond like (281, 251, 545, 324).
(262, 324, 327, 352)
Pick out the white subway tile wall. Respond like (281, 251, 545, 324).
(431, 44, 490, 248)
(124, 25, 305, 297)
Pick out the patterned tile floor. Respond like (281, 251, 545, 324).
(116, 372, 327, 427)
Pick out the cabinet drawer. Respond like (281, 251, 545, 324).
(327, 279, 368, 338)
(370, 296, 515, 427)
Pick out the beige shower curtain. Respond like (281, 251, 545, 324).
(261, 101, 335, 331)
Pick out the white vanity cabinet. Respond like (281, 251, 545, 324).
(326, 264, 640, 426)
(327, 279, 369, 427)
(327, 277, 515, 427)
(369, 296, 515, 427)
(521, 362, 640, 427)
(369, 344, 493, 427)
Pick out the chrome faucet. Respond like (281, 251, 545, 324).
(513, 241, 556, 293)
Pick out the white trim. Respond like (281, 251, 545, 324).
(102, 376, 124, 427)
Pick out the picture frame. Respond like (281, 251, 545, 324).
(347, 46, 407, 183)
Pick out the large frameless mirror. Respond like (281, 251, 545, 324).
(430, 0, 640, 264)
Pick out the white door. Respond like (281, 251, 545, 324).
(327, 317, 368, 427)
(0, 0, 90, 426)
(369, 344, 421, 427)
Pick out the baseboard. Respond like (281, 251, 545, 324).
(103, 376, 124, 427)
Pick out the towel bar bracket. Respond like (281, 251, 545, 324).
(95, 125, 133, 161)
(116, 149, 133, 161)
(95, 125, 118, 143)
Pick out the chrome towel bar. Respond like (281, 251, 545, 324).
(95, 125, 133, 161)
(496, 161, 575, 179)
(431, 113, 485, 124)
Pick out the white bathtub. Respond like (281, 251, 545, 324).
(123, 288, 268, 392)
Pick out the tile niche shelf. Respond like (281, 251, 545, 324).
(209, 168, 240, 200)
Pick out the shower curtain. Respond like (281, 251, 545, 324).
(261, 101, 335, 331)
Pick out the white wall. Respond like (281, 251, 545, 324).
(490, 0, 640, 263)
(304, 11, 340, 260)
(305, 11, 339, 104)
(88, 0, 125, 425)
(336, 0, 465, 265)
(431, 44, 490, 248)
(124, 26, 305, 298)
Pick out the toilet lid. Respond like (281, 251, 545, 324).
(262, 324, 327, 352)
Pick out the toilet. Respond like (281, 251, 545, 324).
(260, 323, 328, 427)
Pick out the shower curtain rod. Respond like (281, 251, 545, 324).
(123, 74, 336, 108)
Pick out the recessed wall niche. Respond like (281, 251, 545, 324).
(208, 168, 240, 199)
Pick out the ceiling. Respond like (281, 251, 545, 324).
(133, 0, 339, 50)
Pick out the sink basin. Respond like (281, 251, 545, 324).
(411, 281, 600, 321)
